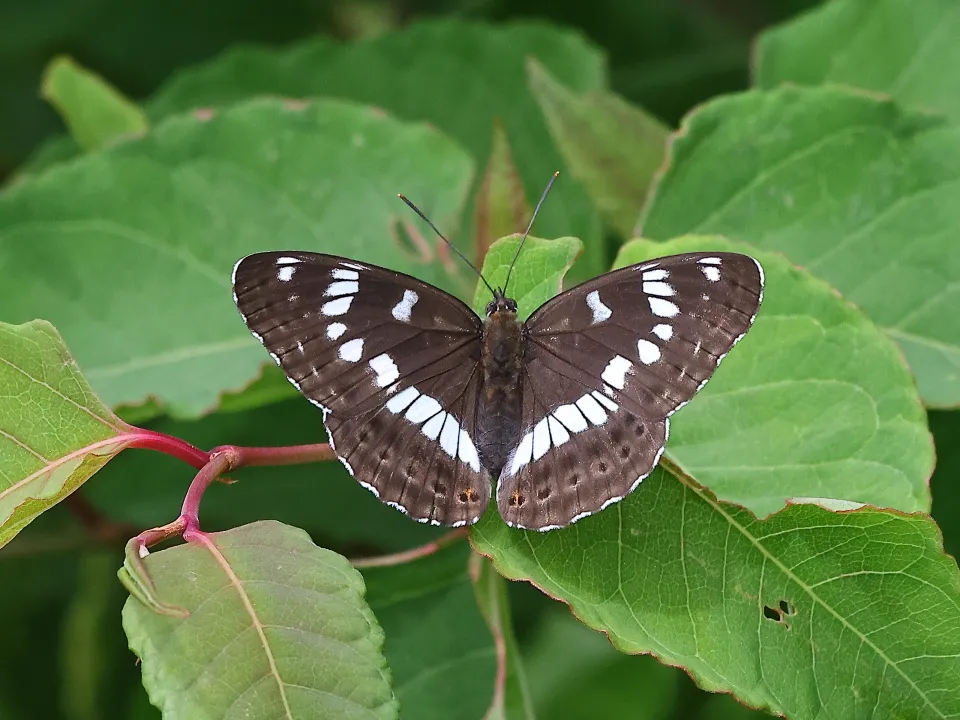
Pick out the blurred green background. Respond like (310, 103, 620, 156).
(7, 1, 948, 719)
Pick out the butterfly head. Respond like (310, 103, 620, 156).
(485, 289, 518, 317)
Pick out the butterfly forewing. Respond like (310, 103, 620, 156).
(232, 251, 491, 526)
(497, 252, 764, 529)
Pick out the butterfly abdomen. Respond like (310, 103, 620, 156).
(476, 309, 525, 475)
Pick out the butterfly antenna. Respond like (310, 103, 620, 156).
(397, 194, 497, 297)
(503, 171, 559, 295)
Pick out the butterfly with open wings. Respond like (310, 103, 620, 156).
(232, 182, 763, 531)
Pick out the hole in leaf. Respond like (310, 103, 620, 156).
(763, 605, 782, 622)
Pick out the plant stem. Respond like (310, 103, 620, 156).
(350, 527, 470, 568)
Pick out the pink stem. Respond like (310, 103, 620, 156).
(351, 527, 470, 568)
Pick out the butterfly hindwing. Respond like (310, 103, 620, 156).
(232, 251, 491, 526)
(498, 252, 764, 529)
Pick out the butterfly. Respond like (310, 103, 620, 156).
(232, 187, 764, 531)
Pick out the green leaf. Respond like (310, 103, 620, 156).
(122, 520, 398, 720)
(474, 120, 530, 265)
(472, 467, 960, 719)
(144, 19, 608, 285)
(756, 0, 960, 120)
(527, 59, 670, 237)
(471, 236, 582, 319)
(522, 609, 678, 720)
(639, 85, 960, 407)
(362, 543, 497, 719)
(40, 56, 148, 153)
(0, 320, 130, 549)
(0, 98, 473, 418)
(616, 236, 932, 516)
(470, 554, 535, 719)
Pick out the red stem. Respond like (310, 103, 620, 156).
(125, 429, 209, 468)
(351, 527, 469, 568)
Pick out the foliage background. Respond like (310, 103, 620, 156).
(0, 0, 957, 718)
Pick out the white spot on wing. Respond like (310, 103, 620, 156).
(321, 296, 353, 316)
(392, 289, 419, 322)
(338, 338, 363, 362)
(386, 386, 419, 413)
(576, 394, 607, 425)
(278, 266, 295, 282)
(326, 322, 347, 340)
(532, 418, 550, 461)
(508, 432, 534, 475)
(701, 265, 721, 282)
(369, 353, 399, 387)
(698, 257, 722, 265)
(642, 269, 669, 281)
(601, 355, 632, 390)
(553, 404, 587, 433)
(325, 281, 358, 296)
(276, 256, 299, 265)
(643, 281, 675, 297)
(439, 414, 460, 457)
(648, 297, 679, 318)
(332, 268, 359, 280)
(405, 394, 442, 423)
(342, 262, 365, 270)
(458, 430, 481, 472)
(586, 290, 612, 324)
(637, 339, 661, 364)
(591, 391, 618, 412)
(547, 415, 570, 447)
(652, 324, 673, 341)
(422, 412, 445, 439)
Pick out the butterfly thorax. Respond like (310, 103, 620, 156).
(476, 296, 525, 475)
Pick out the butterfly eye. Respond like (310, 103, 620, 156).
(507, 299, 518, 313)
(485, 300, 497, 316)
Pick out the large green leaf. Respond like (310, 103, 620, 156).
(756, 0, 960, 120)
(362, 544, 497, 719)
(472, 467, 960, 719)
(143, 19, 608, 284)
(639, 85, 960, 408)
(122, 520, 398, 719)
(465, 229, 945, 718)
(0, 320, 130, 549)
(0, 98, 473, 418)
(616, 237, 932, 516)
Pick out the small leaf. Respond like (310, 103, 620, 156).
(756, 0, 960, 119)
(122, 521, 398, 720)
(527, 59, 669, 237)
(0, 98, 474, 418)
(41, 56, 148, 152)
(639, 85, 960, 407)
(471, 235, 582, 319)
(474, 120, 530, 264)
(472, 468, 960, 720)
(0, 320, 130, 549)
(470, 554, 535, 720)
(362, 543, 497, 719)
(616, 236, 932, 516)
